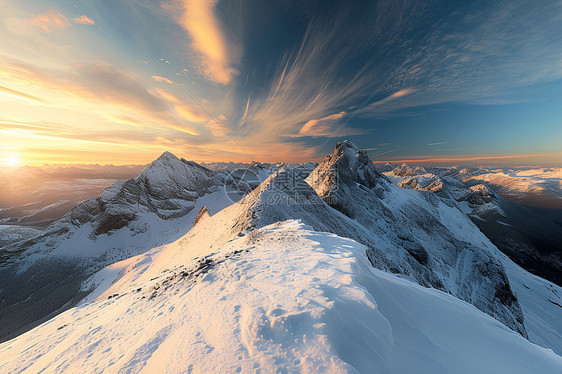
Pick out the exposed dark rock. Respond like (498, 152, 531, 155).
(193, 206, 210, 227)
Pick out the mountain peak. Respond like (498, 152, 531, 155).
(154, 151, 180, 163)
(331, 140, 373, 173)
(309, 141, 384, 194)
(335, 139, 360, 150)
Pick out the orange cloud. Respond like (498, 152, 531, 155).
(152, 75, 173, 84)
(0, 85, 47, 104)
(0, 117, 321, 165)
(110, 115, 145, 128)
(176, 0, 239, 84)
(175, 105, 208, 123)
(72, 15, 95, 25)
(0, 59, 204, 138)
(0, 61, 165, 112)
(297, 111, 363, 137)
(369, 88, 417, 108)
(156, 88, 180, 103)
(155, 88, 208, 124)
(30, 8, 71, 32)
(0, 57, 328, 164)
(293, 111, 365, 138)
(388, 88, 416, 99)
(167, 122, 200, 136)
(205, 115, 230, 136)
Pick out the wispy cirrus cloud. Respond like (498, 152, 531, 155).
(0, 58, 201, 136)
(0, 118, 158, 146)
(237, 0, 562, 155)
(205, 115, 231, 137)
(174, 105, 207, 124)
(296, 112, 363, 138)
(0, 116, 219, 165)
(3, 0, 562, 165)
(236, 3, 428, 148)
(384, 1, 562, 106)
(359, 89, 417, 115)
(239, 24, 378, 142)
(155, 88, 208, 125)
(1, 60, 164, 112)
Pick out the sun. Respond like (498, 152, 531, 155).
(5, 155, 20, 168)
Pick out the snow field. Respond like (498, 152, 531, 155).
(1, 220, 560, 373)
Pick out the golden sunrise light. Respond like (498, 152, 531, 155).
(2, 154, 20, 168)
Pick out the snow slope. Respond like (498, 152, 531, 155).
(383, 163, 562, 274)
(503, 255, 562, 356)
(1, 219, 560, 373)
(1, 143, 560, 371)
(0, 153, 246, 343)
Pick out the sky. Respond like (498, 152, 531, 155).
(0, 0, 561, 166)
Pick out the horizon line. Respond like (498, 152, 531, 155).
(2, 151, 561, 168)
(370, 152, 562, 165)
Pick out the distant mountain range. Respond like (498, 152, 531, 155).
(376, 162, 562, 286)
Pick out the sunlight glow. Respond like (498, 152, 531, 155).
(4, 155, 20, 168)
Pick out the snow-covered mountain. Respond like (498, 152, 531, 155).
(0, 225, 41, 247)
(1, 199, 560, 372)
(381, 162, 562, 286)
(0, 152, 269, 342)
(461, 167, 562, 209)
(230, 141, 526, 336)
(0, 142, 561, 372)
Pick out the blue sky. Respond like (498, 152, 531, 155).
(0, 0, 561, 165)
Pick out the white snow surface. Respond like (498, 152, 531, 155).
(462, 168, 562, 203)
(503, 255, 562, 357)
(17, 189, 234, 270)
(1, 215, 560, 373)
